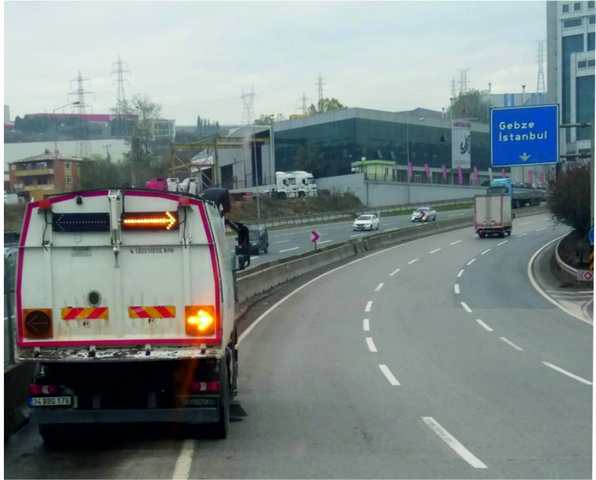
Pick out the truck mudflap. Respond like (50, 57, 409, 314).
(33, 406, 221, 425)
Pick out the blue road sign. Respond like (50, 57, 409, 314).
(490, 104, 559, 167)
(588, 226, 594, 246)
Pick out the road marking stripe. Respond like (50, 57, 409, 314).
(450, 240, 463, 245)
(497, 240, 508, 246)
(454, 284, 460, 295)
(172, 439, 195, 480)
(429, 248, 442, 254)
(457, 269, 464, 278)
(389, 267, 401, 277)
(461, 301, 472, 313)
(422, 417, 487, 469)
(499, 336, 523, 351)
(272, 239, 291, 244)
(279, 246, 300, 253)
(374, 282, 384, 292)
(480, 248, 491, 255)
(541, 361, 592, 386)
(519, 232, 528, 237)
(475, 319, 493, 332)
(518, 221, 529, 226)
(366, 337, 378, 352)
(363, 318, 370, 332)
(350, 233, 363, 238)
(466, 258, 476, 266)
(318, 239, 333, 245)
(536, 227, 546, 232)
(365, 301, 373, 312)
(378, 364, 400, 385)
(408, 258, 419, 265)
(527, 234, 592, 325)
(250, 256, 259, 261)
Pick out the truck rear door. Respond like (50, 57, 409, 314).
(16, 190, 224, 350)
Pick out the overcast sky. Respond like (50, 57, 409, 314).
(4, 1, 546, 125)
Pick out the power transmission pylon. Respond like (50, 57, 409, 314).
(112, 56, 130, 138)
(240, 87, 255, 125)
(69, 71, 93, 158)
(316, 74, 324, 110)
(536, 40, 546, 94)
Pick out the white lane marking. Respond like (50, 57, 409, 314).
(318, 239, 333, 245)
(250, 256, 259, 260)
(466, 258, 476, 266)
(475, 319, 493, 332)
(378, 364, 400, 386)
(480, 248, 491, 255)
(350, 233, 363, 238)
(422, 417, 488, 469)
(497, 240, 508, 246)
(366, 337, 378, 353)
(450, 240, 463, 245)
(541, 361, 592, 386)
(518, 221, 530, 226)
(363, 318, 370, 332)
(365, 301, 373, 312)
(272, 239, 291, 244)
(374, 282, 384, 292)
(429, 248, 442, 254)
(408, 258, 420, 265)
(519, 232, 528, 237)
(238, 241, 402, 344)
(172, 439, 195, 480)
(499, 336, 523, 351)
(527, 234, 592, 325)
(454, 284, 461, 295)
(535, 227, 547, 232)
(389, 267, 401, 277)
(279, 246, 300, 253)
(457, 269, 464, 278)
(460, 302, 472, 313)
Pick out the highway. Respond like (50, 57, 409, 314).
(5, 213, 592, 479)
(229, 207, 472, 267)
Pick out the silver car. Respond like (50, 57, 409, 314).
(410, 207, 437, 222)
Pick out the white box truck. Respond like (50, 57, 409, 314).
(14, 187, 245, 444)
(474, 193, 512, 238)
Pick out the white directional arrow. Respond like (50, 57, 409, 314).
(519, 152, 531, 162)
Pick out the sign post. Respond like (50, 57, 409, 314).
(490, 104, 559, 168)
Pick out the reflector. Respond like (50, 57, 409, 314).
(121, 211, 179, 231)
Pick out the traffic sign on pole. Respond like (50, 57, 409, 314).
(576, 270, 593, 282)
(490, 104, 559, 167)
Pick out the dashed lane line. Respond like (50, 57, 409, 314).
(374, 282, 384, 292)
(461, 302, 473, 313)
(279, 246, 300, 253)
(475, 319, 493, 332)
(480, 248, 491, 255)
(466, 258, 476, 266)
(450, 240, 463, 246)
(457, 269, 464, 278)
(363, 318, 370, 332)
(366, 337, 378, 353)
(408, 258, 420, 265)
(429, 248, 442, 254)
(379, 364, 400, 386)
(541, 361, 592, 386)
(365, 301, 373, 313)
(454, 284, 461, 295)
(389, 267, 401, 277)
(499, 336, 524, 351)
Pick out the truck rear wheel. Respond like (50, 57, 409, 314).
(209, 359, 230, 439)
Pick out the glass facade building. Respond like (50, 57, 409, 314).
(274, 109, 491, 180)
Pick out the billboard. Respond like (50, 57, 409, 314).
(451, 119, 471, 169)
(490, 104, 559, 167)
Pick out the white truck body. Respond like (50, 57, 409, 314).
(474, 194, 512, 238)
(290, 171, 318, 197)
(272, 171, 317, 198)
(15, 188, 239, 440)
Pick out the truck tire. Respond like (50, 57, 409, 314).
(210, 358, 230, 439)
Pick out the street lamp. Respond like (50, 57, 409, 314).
(53, 101, 81, 157)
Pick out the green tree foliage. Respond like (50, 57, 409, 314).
(255, 114, 275, 125)
(307, 98, 346, 115)
(547, 164, 591, 235)
(79, 155, 131, 189)
(448, 89, 490, 123)
(127, 95, 162, 185)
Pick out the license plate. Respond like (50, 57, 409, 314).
(29, 396, 72, 407)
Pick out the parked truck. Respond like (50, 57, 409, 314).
(474, 193, 512, 238)
(14, 187, 247, 444)
(271, 171, 317, 198)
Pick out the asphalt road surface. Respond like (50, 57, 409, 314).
(230, 207, 472, 268)
(5, 213, 592, 479)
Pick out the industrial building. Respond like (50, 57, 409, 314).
(8, 150, 83, 200)
(547, 0, 595, 159)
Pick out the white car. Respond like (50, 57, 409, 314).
(353, 214, 380, 231)
(410, 207, 437, 222)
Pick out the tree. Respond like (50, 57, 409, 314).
(307, 97, 346, 115)
(255, 114, 275, 126)
(448, 89, 490, 123)
(547, 164, 591, 235)
(80, 155, 130, 189)
(127, 95, 162, 185)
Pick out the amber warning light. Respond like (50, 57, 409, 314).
(121, 211, 179, 231)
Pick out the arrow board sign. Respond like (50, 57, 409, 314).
(490, 104, 559, 167)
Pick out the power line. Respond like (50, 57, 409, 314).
(300, 92, 309, 114)
(316, 74, 325, 108)
(240, 87, 255, 125)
